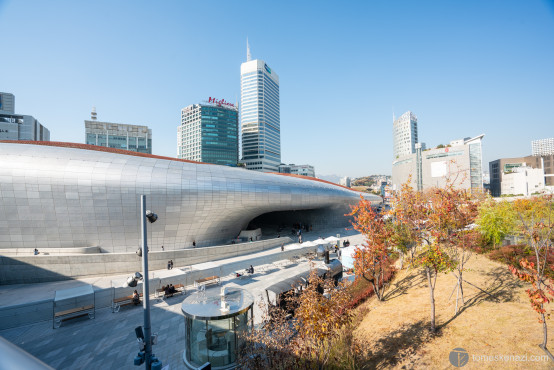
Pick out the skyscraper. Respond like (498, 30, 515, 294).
(240, 42, 280, 172)
(393, 111, 418, 159)
(178, 98, 239, 165)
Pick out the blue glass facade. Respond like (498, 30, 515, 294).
(240, 60, 280, 172)
(178, 103, 239, 166)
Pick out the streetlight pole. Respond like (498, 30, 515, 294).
(140, 195, 153, 370)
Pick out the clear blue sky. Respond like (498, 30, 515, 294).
(1, 0, 553, 178)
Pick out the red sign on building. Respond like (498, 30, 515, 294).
(208, 97, 235, 108)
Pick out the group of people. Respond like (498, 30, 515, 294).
(162, 284, 177, 296)
(342, 239, 350, 248)
(167, 260, 174, 270)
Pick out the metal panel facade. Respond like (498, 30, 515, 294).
(0, 143, 376, 252)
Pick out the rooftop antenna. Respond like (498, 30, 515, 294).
(246, 37, 252, 62)
(91, 106, 97, 121)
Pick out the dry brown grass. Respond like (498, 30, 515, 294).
(353, 252, 554, 369)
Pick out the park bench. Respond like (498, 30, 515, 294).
(53, 305, 95, 329)
(112, 292, 143, 313)
(155, 284, 185, 300)
(194, 275, 220, 288)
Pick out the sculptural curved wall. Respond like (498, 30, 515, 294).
(0, 142, 381, 252)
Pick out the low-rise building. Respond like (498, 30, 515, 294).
(279, 163, 315, 177)
(392, 134, 484, 192)
(0, 92, 50, 141)
(500, 166, 544, 196)
(490, 154, 554, 196)
(340, 176, 351, 188)
(85, 108, 152, 154)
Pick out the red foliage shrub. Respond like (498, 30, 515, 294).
(347, 268, 396, 309)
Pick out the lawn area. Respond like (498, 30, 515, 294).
(352, 252, 554, 369)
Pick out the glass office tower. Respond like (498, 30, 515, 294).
(178, 101, 239, 166)
(240, 58, 280, 172)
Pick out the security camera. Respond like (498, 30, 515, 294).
(135, 326, 144, 341)
(145, 210, 158, 223)
(127, 276, 138, 287)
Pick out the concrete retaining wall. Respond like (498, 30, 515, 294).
(0, 238, 293, 285)
(0, 246, 101, 257)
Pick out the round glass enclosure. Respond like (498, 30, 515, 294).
(181, 287, 254, 369)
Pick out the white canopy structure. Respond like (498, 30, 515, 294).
(341, 245, 359, 269)
(324, 236, 340, 243)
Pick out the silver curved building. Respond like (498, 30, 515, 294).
(0, 142, 381, 253)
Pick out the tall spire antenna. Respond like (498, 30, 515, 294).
(246, 37, 252, 62)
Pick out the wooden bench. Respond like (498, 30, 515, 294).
(112, 293, 143, 313)
(155, 284, 185, 300)
(53, 305, 94, 328)
(194, 275, 220, 288)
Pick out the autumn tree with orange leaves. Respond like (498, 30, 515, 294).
(294, 268, 353, 367)
(390, 182, 458, 333)
(237, 268, 353, 369)
(349, 195, 395, 301)
(433, 186, 483, 313)
(508, 195, 554, 361)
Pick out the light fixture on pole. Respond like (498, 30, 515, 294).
(127, 195, 162, 370)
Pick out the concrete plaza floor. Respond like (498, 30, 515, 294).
(0, 230, 365, 369)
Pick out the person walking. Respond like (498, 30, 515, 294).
(161, 245, 164, 251)
(167, 260, 171, 270)
(193, 240, 196, 248)
(170, 260, 174, 269)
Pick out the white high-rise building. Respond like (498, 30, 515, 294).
(532, 138, 554, 156)
(240, 41, 280, 172)
(393, 111, 418, 159)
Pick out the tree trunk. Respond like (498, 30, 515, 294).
(372, 280, 382, 301)
(459, 270, 464, 305)
(539, 311, 554, 362)
(426, 266, 436, 333)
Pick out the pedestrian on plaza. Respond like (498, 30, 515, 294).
(161, 245, 164, 251)
(170, 260, 174, 269)
(34, 248, 39, 255)
(167, 260, 171, 270)
(193, 240, 196, 248)
(281, 243, 284, 252)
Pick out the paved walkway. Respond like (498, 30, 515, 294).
(0, 229, 366, 369)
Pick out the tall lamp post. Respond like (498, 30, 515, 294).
(128, 195, 162, 370)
